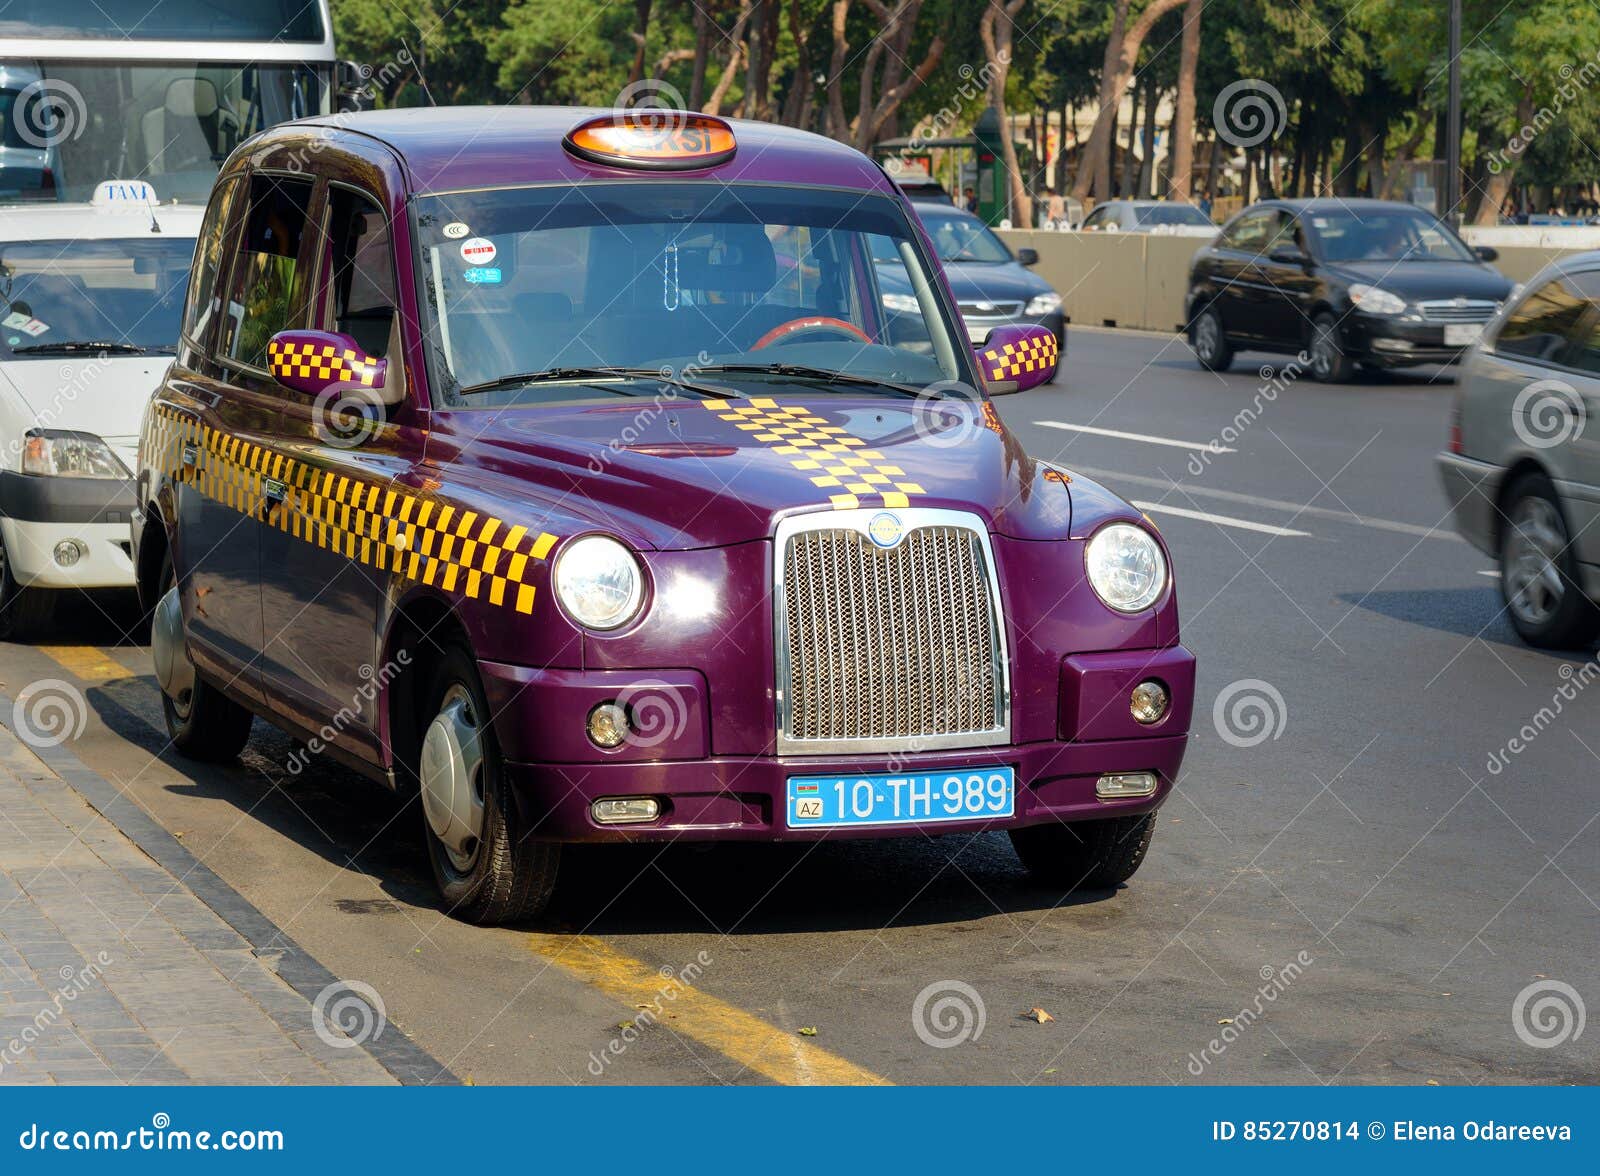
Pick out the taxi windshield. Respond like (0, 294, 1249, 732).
(415, 183, 975, 405)
(0, 236, 194, 358)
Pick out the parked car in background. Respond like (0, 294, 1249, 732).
(893, 175, 952, 204)
(1080, 200, 1215, 235)
(1187, 198, 1514, 382)
(0, 181, 200, 637)
(878, 201, 1064, 368)
(1438, 254, 1600, 649)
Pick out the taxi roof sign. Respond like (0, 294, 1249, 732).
(92, 180, 159, 207)
(563, 112, 736, 171)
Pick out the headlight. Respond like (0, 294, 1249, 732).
(22, 430, 129, 479)
(1349, 283, 1406, 316)
(881, 292, 920, 314)
(1085, 523, 1168, 613)
(1025, 291, 1062, 315)
(553, 535, 644, 630)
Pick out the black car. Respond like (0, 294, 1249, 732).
(1185, 198, 1514, 382)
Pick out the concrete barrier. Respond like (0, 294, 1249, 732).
(997, 229, 1596, 333)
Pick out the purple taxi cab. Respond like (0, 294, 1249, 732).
(133, 107, 1194, 924)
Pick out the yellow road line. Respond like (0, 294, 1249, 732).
(527, 933, 890, 1086)
(37, 646, 137, 683)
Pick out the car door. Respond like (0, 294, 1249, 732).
(1252, 212, 1317, 347)
(1543, 269, 1600, 569)
(255, 178, 416, 765)
(1209, 208, 1277, 341)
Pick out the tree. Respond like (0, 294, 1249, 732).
(1165, 0, 1201, 200)
(980, 0, 1029, 223)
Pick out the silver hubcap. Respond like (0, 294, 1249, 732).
(420, 684, 486, 873)
(1504, 496, 1568, 627)
(1195, 313, 1220, 359)
(152, 585, 196, 719)
(1312, 325, 1338, 376)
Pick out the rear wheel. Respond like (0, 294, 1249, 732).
(1308, 312, 1355, 383)
(1498, 473, 1600, 649)
(1190, 306, 1233, 372)
(0, 530, 56, 640)
(418, 639, 559, 925)
(157, 554, 254, 761)
(1010, 812, 1156, 890)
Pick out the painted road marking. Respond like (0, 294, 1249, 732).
(1478, 569, 1500, 578)
(526, 933, 890, 1086)
(38, 645, 137, 683)
(1036, 420, 1235, 454)
(1132, 501, 1312, 538)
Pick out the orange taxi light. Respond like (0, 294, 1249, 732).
(564, 113, 736, 170)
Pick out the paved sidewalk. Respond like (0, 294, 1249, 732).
(0, 717, 420, 1085)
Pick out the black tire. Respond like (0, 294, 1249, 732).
(419, 639, 559, 925)
(1190, 305, 1233, 372)
(1308, 312, 1355, 383)
(0, 529, 56, 641)
(1498, 472, 1600, 650)
(157, 553, 254, 761)
(1009, 812, 1156, 890)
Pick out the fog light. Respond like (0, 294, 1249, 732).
(1130, 679, 1169, 724)
(592, 797, 660, 825)
(1096, 772, 1158, 799)
(587, 701, 630, 748)
(53, 539, 85, 568)
(1372, 337, 1412, 352)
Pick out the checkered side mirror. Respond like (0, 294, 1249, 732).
(973, 324, 1059, 394)
(266, 330, 390, 399)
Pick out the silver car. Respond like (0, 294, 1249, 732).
(1437, 253, 1600, 648)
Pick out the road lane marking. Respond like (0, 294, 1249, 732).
(1478, 570, 1500, 578)
(1035, 420, 1235, 453)
(38, 646, 136, 683)
(526, 933, 890, 1086)
(1132, 501, 1312, 538)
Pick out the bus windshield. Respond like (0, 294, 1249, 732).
(0, 0, 324, 40)
(0, 60, 327, 204)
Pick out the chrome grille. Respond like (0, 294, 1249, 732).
(1418, 299, 1498, 323)
(775, 509, 1009, 753)
(958, 300, 1024, 318)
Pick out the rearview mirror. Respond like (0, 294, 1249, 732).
(1016, 247, 1039, 267)
(1474, 244, 1500, 262)
(267, 329, 391, 401)
(974, 323, 1058, 394)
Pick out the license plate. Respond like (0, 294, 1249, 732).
(967, 324, 992, 344)
(1444, 323, 1482, 346)
(785, 767, 1015, 829)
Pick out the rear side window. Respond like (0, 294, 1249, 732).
(1495, 274, 1589, 363)
(181, 174, 241, 350)
(219, 173, 314, 369)
(1558, 270, 1600, 374)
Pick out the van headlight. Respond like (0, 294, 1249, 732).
(1025, 291, 1061, 315)
(881, 292, 920, 314)
(553, 535, 644, 630)
(1349, 283, 1406, 316)
(1085, 523, 1167, 613)
(22, 430, 129, 478)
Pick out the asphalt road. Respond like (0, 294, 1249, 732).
(4, 325, 1596, 1086)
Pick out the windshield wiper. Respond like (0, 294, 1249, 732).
(10, 341, 168, 355)
(696, 363, 923, 397)
(458, 365, 735, 400)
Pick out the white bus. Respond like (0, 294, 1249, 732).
(0, 0, 355, 204)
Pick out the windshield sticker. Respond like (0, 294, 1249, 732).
(3, 311, 49, 337)
(442, 222, 470, 239)
(460, 237, 497, 265)
(463, 267, 502, 285)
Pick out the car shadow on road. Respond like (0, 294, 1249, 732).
(1336, 586, 1599, 655)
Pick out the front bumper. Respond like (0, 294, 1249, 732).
(1341, 314, 1485, 368)
(1435, 451, 1502, 557)
(0, 471, 138, 589)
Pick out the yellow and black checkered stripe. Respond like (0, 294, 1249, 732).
(704, 397, 926, 511)
(981, 333, 1059, 383)
(147, 404, 557, 614)
(267, 339, 382, 388)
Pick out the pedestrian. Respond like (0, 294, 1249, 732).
(964, 186, 978, 213)
(1045, 186, 1066, 228)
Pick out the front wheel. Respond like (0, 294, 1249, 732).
(1498, 473, 1600, 649)
(156, 554, 254, 761)
(0, 530, 56, 640)
(418, 640, 559, 925)
(1190, 306, 1233, 372)
(1009, 812, 1156, 890)
(1308, 312, 1355, 383)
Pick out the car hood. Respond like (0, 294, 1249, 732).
(0, 354, 170, 470)
(877, 259, 1050, 304)
(436, 395, 1138, 551)
(1319, 259, 1513, 302)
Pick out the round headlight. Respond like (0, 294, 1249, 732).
(1085, 523, 1168, 613)
(553, 535, 644, 630)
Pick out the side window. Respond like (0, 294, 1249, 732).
(1559, 271, 1600, 374)
(1081, 207, 1108, 231)
(219, 173, 315, 370)
(322, 187, 399, 359)
(181, 174, 241, 349)
(1495, 274, 1589, 363)
(1220, 210, 1275, 252)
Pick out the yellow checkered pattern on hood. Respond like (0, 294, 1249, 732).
(705, 397, 925, 511)
(146, 404, 556, 614)
(268, 338, 382, 387)
(981, 333, 1058, 382)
